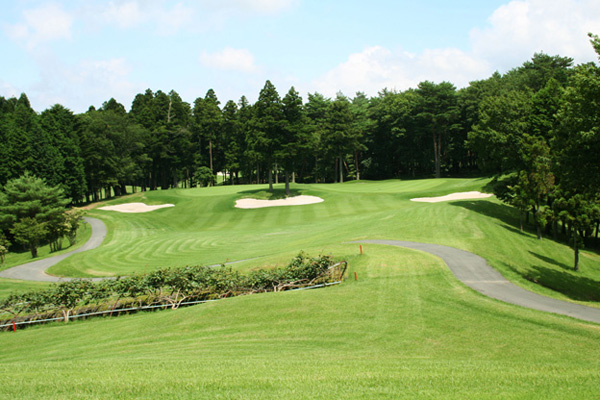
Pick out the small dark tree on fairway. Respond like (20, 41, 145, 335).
(194, 166, 215, 187)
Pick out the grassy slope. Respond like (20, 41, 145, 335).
(0, 246, 598, 399)
(1, 179, 599, 399)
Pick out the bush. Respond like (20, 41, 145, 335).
(0, 252, 344, 329)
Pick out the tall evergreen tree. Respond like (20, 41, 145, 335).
(324, 93, 354, 183)
(252, 80, 283, 191)
(415, 81, 459, 178)
(280, 86, 307, 194)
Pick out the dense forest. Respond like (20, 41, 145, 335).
(1, 34, 599, 268)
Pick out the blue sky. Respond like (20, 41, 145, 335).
(1, 0, 600, 113)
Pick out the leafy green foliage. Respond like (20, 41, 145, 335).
(194, 166, 216, 187)
(0, 173, 70, 257)
(0, 253, 339, 327)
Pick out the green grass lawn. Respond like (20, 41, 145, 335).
(0, 245, 598, 399)
(40, 178, 600, 307)
(0, 178, 599, 399)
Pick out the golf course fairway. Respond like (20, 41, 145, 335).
(0, 178, 599, 399)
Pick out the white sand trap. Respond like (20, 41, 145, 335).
(98, 202, 175, 213)
(411, 191, 493, 203)
(235, 195, 324, 209)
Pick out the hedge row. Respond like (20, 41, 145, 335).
(1, 252, 346, 329)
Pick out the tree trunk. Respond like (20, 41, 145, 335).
(535, 205, 542, 240)
(354, 151, 360, 181)
(519, 211, 524, 232)
(209, 140, 213, 172)
(334, 157, 338, 183)
(339, 155, 344, 183)
(285, 172, 290, 196)
(256, 163, 260, 184)
(292, 171, 296, 183)
(30, 243, 38, 258)
(433, 130, 441, 179)
(275, 163, 279, 184)
(268, 166, 273, 192)
(573, 229, 580, 271)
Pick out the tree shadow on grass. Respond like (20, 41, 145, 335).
(237, 188, 302, 200)
(502, 262, 600, 302)
(450, 200, 530, 237)
(529, 251, 572, 271)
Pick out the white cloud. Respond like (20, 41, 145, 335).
(313, 0, 600, 97)
(156, 3, 193, 35)
(5, 3, 73, 48)
(200, 48, 259, 73)
(470, 0, 600, 69)
(199, 0, 297, 15)
(229, 0, 297, 14)
(103, 1, 144, 29)
(101, 0, 194, 34)
(26, 55, 143, 112)
(0, 80, 20, 100)
(313, 46, 490, 97)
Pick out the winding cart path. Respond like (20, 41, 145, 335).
(0, 217, 107, 282)
(2, 220, 599, 324)
(354, 240, 600, 324)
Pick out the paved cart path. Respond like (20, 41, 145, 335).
(0, 217, 107, 282)
(2, 222, 599, 324)
(353, 240, 600, 324)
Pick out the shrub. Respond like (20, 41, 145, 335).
(0, 252, 344, 329)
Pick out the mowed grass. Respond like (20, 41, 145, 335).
(1, 178, 600, 399)
(0, 246, 599, 399)
(42, 178, 600, 306)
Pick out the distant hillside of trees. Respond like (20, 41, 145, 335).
(1, 34, 600, 268)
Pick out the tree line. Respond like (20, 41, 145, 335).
(1, 34, 600, 269)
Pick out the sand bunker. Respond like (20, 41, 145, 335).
(98, 202, 175, 213)
(410, 191, 493, 203)
(235, 195, 324, 209)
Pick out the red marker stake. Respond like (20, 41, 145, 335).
(12, 321, 16, 332)
(360, 245, 363, 255)
(354, 272, 357, 281)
